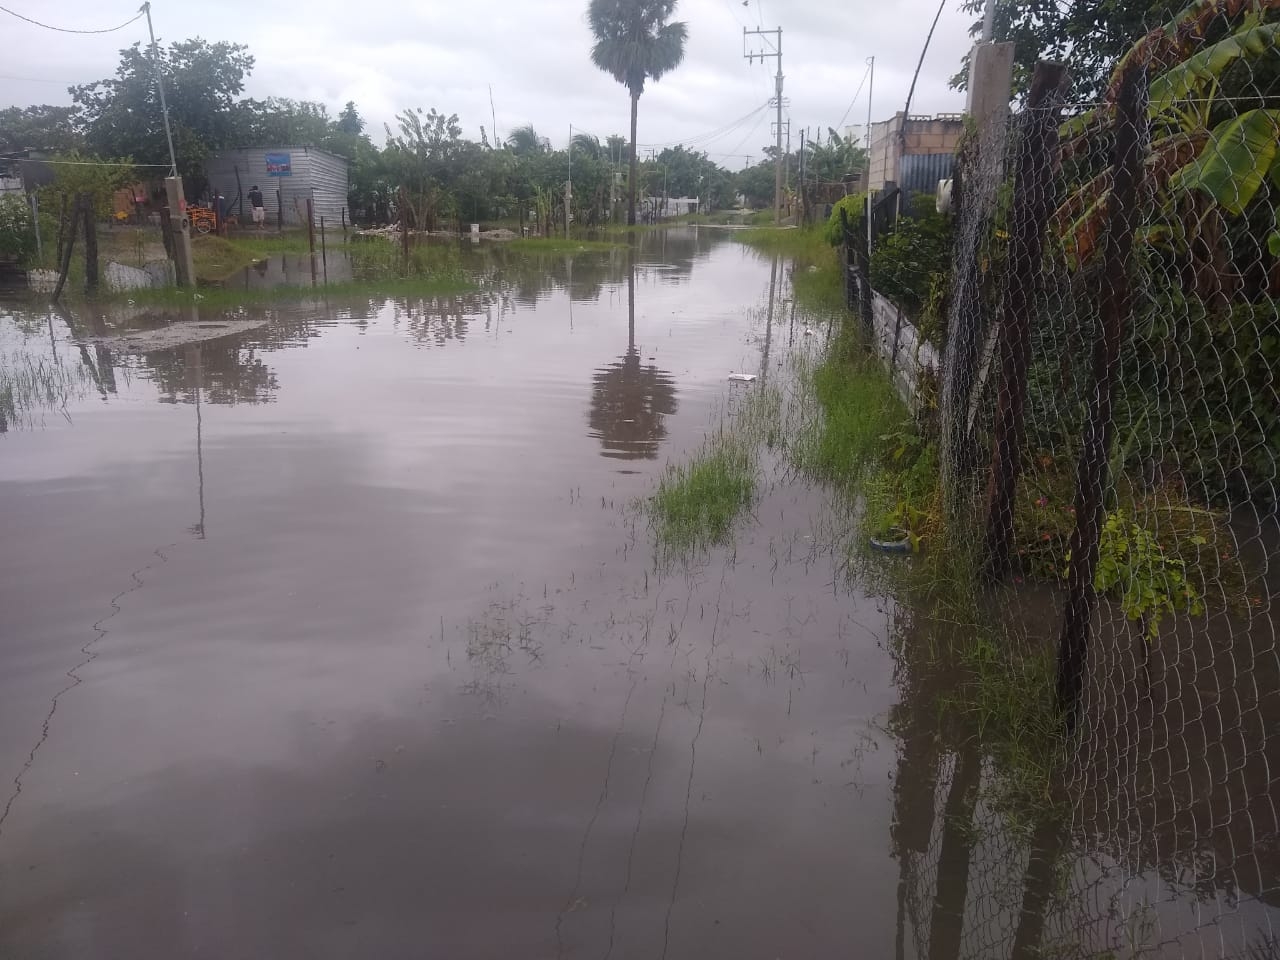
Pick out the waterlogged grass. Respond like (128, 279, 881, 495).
(648, 378, 782, 557)
(0, 351, 96, 429)
(651, 439, 756, 554)
(736, 225, 831, 261)
(505, 237, 622, 254)
(118, 275, 475, 309)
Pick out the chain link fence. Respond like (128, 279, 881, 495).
(851, 0, 1279, 955)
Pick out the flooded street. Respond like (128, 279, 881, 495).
(1, 228, 1276, 958)
(0, 230, 907, 957)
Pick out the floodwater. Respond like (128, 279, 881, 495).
(0, 228, 1276, 958)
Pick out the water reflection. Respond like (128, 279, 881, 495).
(587, 257, 677, 461)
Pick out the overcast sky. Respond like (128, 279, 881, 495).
(1, 0, 976, 168)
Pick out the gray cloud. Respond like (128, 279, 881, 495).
(1, 0, 974, 167)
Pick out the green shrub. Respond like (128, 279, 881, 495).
(0, 195, 36, 264)
(869, 193, 953, 320)
(822, 192, 868, 247)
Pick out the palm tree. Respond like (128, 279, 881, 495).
(587, 0, 688, 225)
(571, 132, 604, 161)
(506, 124, 548, 156)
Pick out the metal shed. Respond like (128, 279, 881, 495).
(204, 146, 349, 227)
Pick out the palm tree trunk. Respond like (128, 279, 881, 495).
(628, 91, 639, 227)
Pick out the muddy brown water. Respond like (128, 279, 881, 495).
(1, 228, 1276, 958)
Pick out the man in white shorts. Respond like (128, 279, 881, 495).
(249, 184, 265, 229)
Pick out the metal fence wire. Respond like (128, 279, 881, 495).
(859, 0, 1280, 956)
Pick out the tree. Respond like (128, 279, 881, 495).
(951, 0, 1184, 99)
(737, 155, 781, 208)
(806, 129, 867, 183)
(336, 101, 364, 136)
(0, 105, 82, 153)
(587, 0, 688, 225)
(71, 38, 254, 193)
(506, 124, 550, 156)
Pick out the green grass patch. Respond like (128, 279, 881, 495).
(191, 236, 256, 283)
(504, 237, 622, 254)
(736, 225, 831, 261)
(115, 275, 477, 309)
(651, 438, 756, 555)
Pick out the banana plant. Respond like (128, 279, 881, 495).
(1054, 0, 1280, 267)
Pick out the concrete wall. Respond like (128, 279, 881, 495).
(867, 290, 940, 411)
(867, 113, 966, 193)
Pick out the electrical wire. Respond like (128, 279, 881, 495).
(725, 108, 769, 160)
(0, 3, 145, 34)
(834, 60, 874, 133)
(2, 157, 169, 167)
(0, 73, 82, 85)
(636, 99, 771, 150)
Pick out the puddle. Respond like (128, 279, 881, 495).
(0, 228, 1275, 958)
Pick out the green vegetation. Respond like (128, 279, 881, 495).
(505, 237, 622, 254)
(117, 274, 476, 309)
(0, 195, 36, 263)
(587, 0, 689, 225)
(0, 350, 95, 430)
(647, 360, 782, 558)
(651, 439, 756, 554)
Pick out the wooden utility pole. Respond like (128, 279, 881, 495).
(981, 61, 1069, 580)
(1055, 67, 1147, 728)
(81, 193, 99, 295)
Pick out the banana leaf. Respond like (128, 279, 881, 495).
(1170, 109, 1280, 215)
(1148, 21, 1280, 114)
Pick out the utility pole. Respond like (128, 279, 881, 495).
(744, 26, 784, 224)
(865, 56, 875, 260)
(142, 2, 178, 178)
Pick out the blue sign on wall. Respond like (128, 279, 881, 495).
(265, 152, 292, 176)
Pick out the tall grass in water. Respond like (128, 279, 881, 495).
(651, 438, 756, 554)
(648, 380, 782, 558)
(348, 238, 468, 283)
(0, 352, 94, 429)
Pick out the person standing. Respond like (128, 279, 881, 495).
(248, 185, 265, 230)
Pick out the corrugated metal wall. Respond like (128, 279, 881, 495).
(204, 147, 349, 227)
(897, 153, 955, 209)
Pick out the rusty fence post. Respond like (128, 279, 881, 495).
(81, 193, 99, 295)
(1055, 65, 1147, 728)
(306, 197, 317, 286)
(981, 61, 1070, 580)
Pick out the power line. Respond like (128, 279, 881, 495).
(0, 3, 144, 34)
(725, 109, 768, 159)
(835, 60, 874, 133)
(0, 73, 83, 85)
(636, 99, 771, 149)
(2, 156, 170, 167)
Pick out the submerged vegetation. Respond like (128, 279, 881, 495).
(651, 439, 756, 554)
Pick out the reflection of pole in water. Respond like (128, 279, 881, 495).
(187, 343, 206, 539)
(928, 746, 981, 960)
(1009, 814, 1068, 960)
(627, 255, 636, 352)
(788, 273, 798, 349)
(891, 677, 942, 960)
(760, 254, 778, 381)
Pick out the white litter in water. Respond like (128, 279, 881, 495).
(728, 373, 757, 383)
(803, 327, 816, 336)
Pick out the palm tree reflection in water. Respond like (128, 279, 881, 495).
(588, 259, 677, 460)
